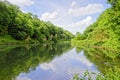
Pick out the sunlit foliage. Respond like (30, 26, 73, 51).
(0, 1, 74, 43)
(72, 0, 120, 51)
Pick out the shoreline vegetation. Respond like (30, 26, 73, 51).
(0, 1, 74, 45)
(72, 0, 120, 80)
(0, 34, 71, 45)
(0, 36, 71, 45)
(71, 0, 120, 52)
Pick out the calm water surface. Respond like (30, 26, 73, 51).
(0, 43, 119, 80)
(16, 49, 98, 80)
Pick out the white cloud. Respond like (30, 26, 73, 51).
(71, 1, 77, 7)
(15, 76, 31, 80)
(6, 0, 34, 6)
(40, 2, 103, 34)
(68, 16, 93, 34)
(40, 62, 56, 71)
(41, 11, 58, 21)
(68, 3, 104, 17)
(65, 49, 93, 67)
(41, 12, 94, 34)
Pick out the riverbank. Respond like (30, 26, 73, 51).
(71, 39, 120, 54)
(0, 35, 71, 45)
(0, 35, 39, 45)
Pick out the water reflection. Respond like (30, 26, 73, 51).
(0, 43, 72, 80)
(0, 43, 98, 80)
(1, 44, 119, 80)
(14, 49, 98, 80)
(76, 46, 120, 75)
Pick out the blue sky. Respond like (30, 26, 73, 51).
(6, 0, 110, 34)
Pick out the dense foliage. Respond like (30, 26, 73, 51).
(72, 0, 120, 51)
(0, 1, 74, 44)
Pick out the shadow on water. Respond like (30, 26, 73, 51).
(0, 43, 72, 80)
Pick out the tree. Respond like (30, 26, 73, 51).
(0, 1, 74, 42)
(107, 0, 120, 10)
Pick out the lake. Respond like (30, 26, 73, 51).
(0, 43, 120, 80)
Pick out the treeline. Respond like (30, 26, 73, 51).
(0, 1, 74, 43)
(72, 0, 120, 51)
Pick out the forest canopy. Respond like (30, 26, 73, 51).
(0, 1, 74, 44)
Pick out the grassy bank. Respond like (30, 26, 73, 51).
(0, 35, 40, 45)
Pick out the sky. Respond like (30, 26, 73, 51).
(6, 0, 110, 34)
